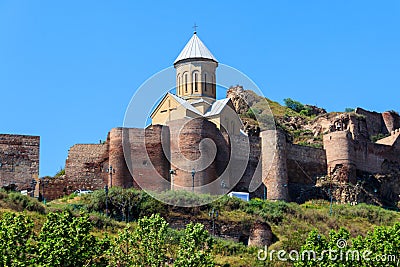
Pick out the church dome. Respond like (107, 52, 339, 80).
(174, 32, 218, 65)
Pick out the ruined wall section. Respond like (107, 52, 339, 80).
(0, 134, 40, 191)
(65, 143, 109, 192)
(324, 130, 400, 183)
(286, 144, 327, 184)
(355, 108, 388, 136)
(382, 111, 400, 133)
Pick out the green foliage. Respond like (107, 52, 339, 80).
(35, 210, 109, 266)
(296, 141, 323, 149)
(246, 198, 294, 224)
(345, 108, 355, 113)
(352, 223, 400, 266)
(370, 133, 390, 143)
(108, 214, 169, 267)
(284, 98, 305, 113)
(108, 214, 216, 267)
(0, 212, 35, 266)
(156, 189, 217, 207)
(82, 187, 168, 221)
(284, 98, 312, 116)
(295, 223, 400, 267)
(0, 190, 45, 214)
(244, 108, 257, 120)
(55, 168, 65, 177)
(294, 228, 351, 266)
(175, 223, 215, 267)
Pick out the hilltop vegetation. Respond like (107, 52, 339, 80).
(229, 87, 329, 147)
(0, 188, 399, 266)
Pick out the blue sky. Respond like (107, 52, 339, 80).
(1, 1, 399, 176)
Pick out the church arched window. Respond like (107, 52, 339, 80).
(212, 74, 215, 94)
(203, 73, 207, 92)
(184, 73, 188, 93)
(177, 74, 181, 95)
(193, 72, 198, 92)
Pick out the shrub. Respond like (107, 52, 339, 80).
(35, 210, 109, 266)
(3, 191, 45, 214)
(284, 98, 305, 113)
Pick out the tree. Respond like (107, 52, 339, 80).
(294, 228, 352, 267)
(108, 213, 169, 267)
(284, 98, 305, 113)
(175, 223, 215, 267)
(352, 223, 400, 267)
(0, 212, 34, 266)
(295, 224, 400, 267)
(345, 108, 355, 113)
(35, 211, 108, 267)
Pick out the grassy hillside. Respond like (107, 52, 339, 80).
(1, 188, 399, 266)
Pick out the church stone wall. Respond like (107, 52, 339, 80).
(0, 134, 40, 191)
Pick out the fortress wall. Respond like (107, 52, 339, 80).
(382, 111, 400, 133)
(64, 143, 109, 192)
(261, 130, 289, 201)
(354, 141, 400, 174)
(120, 127, 170, 193)
(324, 130, 400, 183)
(323, 131, 357, 183)
(168, 118, 220, 194)
(232, 136, 262, 197)
(286, 144, 327, 184)
(109, 128, 134, 188)
(145, 126, 171, 191)
(355, 108, 387, 136)
(0, 134, 40, 191)
(39, 176, 69, 201)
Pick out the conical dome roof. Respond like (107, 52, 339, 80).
(174, 33, 218, 65)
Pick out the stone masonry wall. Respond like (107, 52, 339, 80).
(261, 130, 289, 201)
(0, 134, 40, 191)
(64, 143, 109, 192)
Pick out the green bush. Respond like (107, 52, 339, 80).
(1, 191, 45, 214)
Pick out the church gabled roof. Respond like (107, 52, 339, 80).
(204, 98, 231, 117)
(168, 93, 202, 115)
(174, 33, 218, 65)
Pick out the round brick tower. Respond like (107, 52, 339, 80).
(168, 118, 223, 194)
(109, 128, 133, 188)
(323, 131, 356, 184)
(261, 130, 289, 201)
(144, 125, 171, 190)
